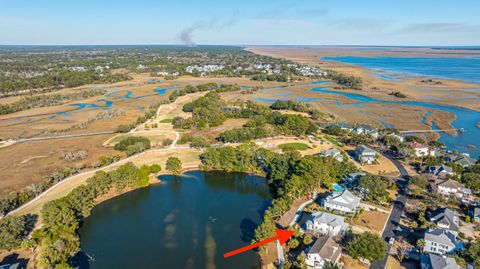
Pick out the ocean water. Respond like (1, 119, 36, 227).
(323, 56, 480, 84)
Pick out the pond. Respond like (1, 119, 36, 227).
(78, 171, 271, 269)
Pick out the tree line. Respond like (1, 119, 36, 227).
(199, 142, 357, 251)
(28, 162, 160, 268)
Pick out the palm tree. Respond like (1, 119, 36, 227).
(417, 239, 426, 253)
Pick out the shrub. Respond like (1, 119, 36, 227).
(149, 164, 161, 174)
(114, 136, 151, 154)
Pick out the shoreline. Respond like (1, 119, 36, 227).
(246, 46, 480, 113)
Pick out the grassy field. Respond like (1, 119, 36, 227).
(160, 118, 173, 123)
(278, 142, 311, 151)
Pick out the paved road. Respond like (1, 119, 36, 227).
(370, 152, 410, 269)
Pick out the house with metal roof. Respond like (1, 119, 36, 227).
(429, 208, 459, 235)
(420, 253, 460, 269)
(303, 236, 342, 269)
(305, 211, 349, 236)
(424, 228, 459, 255)
(323, 189, 361, 214)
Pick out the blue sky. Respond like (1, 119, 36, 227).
(1, 0, 479, 45)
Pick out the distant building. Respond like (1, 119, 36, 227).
(305, 211, 348, 236)
(303, 236, 342, 269)
(444, 153, 477, 168)
(355, 145, 377, 164)
(323, 189, 361, 214)
(428, 164, 456, 178)
(386, 133, 405, 143)
(354, 124, 379, 139)
(429, 208, 459, 235)
(473, 206, 480, 223)
(424, 228, 459, 255)
(316, 148, 344, 162)
(344, 172, 367, 184)
(420, 253, 460, 269)
(407, 142, 435, 157)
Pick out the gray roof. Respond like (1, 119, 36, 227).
(325, 189, 361, 210)
(437, 179, 464, 190)
(356, 145, 376, 154)
(308, 211, 347, 228)
(425, 228, 456, 247)
(307, 236, 342, 262)
(421, 253, 460, 269)
(318, 148, 341, 157)
(430, 208, 459, 232)
(356, 124, 377, 131)
(346, 172, 367, 180)
(446, 154, 477, 167)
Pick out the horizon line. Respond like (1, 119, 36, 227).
(1, 44, 480, 48)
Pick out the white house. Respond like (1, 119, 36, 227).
(354, 124, 379, 139)
(323, 189, 361, 214)
(354, 145, 377, 164)
(304, 236, 342, 269)
(407, 142, 435, 157)
(434, 179, 471, 199)
(305, 211, 348, 236)
(316, 148, 344, 162)
(424, 228, 459, 255)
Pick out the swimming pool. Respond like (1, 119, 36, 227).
(331, 183, 344, 192)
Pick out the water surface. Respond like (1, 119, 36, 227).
(79, 171, 271, 269)
(323, 56, 480, 84)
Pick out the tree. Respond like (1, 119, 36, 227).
(166, 157, 182, 174)
(149, 164, 161, 174)
(466, 238, 480, 267)
(0, 216, 29, 252)
(303, 234, 313, 245)
(346, 232, 387, 263)
(288, 238, 300, 249)
(358, 174, 390, 203)
(162, 138, 174, 147)
(416, 239, 425, 253)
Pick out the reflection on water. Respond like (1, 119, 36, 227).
(79, 171, 269, 269)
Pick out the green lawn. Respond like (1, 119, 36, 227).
(278, 142, 311, 151)
(160, 118, 173, 123)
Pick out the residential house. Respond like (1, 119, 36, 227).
(317, 148, 344, 162)
(424, 228, 459, 255)
(429, 208, 459, 235)
(386, 133, 405, 143)
(444, 153, 477, 168)
(323, 189, 361, 214)
(355, 145, 377, 164)
(305, 211, 348, 236)
(407, 142, 435, 157)
(344, 172, 367, 184)
(473, 206, 480, 223)
(354, 124, 379, 139)
(433, 179, 471, 199)
(428, 164, 456, 178)
(420, 253, 460, 269)
(303, 236, 342, 269)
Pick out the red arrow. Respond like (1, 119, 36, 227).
(223, 229, 294, 259)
